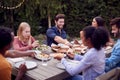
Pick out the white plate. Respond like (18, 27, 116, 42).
(66, 59, 80, 64)
(35, 50, 41, 54)
(56, 60, 79, 70)
(56, 62, 65, 70)
(14, 61, 37, 69)
(7, 57, 25, 63)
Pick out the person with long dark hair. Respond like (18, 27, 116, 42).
(92, 16, 114, 46)
(92, 16, 105, 28)
(55, 26, 109, 80)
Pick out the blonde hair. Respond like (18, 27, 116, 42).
(17, 22, 31, 41)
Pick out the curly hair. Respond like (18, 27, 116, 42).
(83, 26, 109, 50)
(0, 27, 13, 49)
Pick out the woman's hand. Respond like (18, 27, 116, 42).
(74, 39, 80, 44)
(32, 40, 39, 48)
(19, 63, 27, 74)
(67, 52, 75, 59)
(54, 53, 65, 60)
(66, 43, 73, 48)
(16, 64, 27, 80)
(28, 52, 35, 57)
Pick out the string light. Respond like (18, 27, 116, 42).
(0, 0, 25, 10)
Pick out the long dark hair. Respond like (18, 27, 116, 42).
(0, 27, 13, 49)
(83, 26, 109, 50)
(94, 16, 105, 27)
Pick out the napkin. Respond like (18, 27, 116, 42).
(6, 57, 25, 63)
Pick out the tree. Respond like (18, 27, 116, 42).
(0, 0, 25, 30)
(35, 0, 66, 28)
(0, 0, 120, 37)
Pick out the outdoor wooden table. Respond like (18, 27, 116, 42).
(11, 57, 70, 80)
(10, 46, 112, 80)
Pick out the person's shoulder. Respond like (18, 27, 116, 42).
(14, 36, 19, 41)
(117, 39, 120, 43)
(114, 39, 120, 49)
(0, 55, 11, 68)
(47, 26, 56, 32)
(49, 26, 56, 29)
(14, 36, 19, 39)
(86, 48, 98, 56)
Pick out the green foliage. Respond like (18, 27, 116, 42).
(0, 0, 120, 38)
(62, 0, 120, 37)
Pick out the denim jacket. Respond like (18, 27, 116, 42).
(105, 39, 120, 72)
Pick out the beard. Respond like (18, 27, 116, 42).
(111, 32, 120, 38)
(57, 25, 63, 29)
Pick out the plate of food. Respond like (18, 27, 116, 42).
(39, 44, 51, 51)
(57, 48, 69, 53)
(35, 53, 52, 61)
(51, 47, 59, 52)
(14, 61, 37, 69)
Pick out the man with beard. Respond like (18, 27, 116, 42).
(105, 17, 120, 72)
(46, 14, 70, 46)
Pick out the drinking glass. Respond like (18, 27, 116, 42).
(41, 57, 48, 66)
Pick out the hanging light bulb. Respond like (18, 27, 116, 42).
(0, 0, 24, 10)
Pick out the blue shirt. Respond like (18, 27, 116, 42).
(105, 39, 120, 72)
(46, 26, 67, 46)
(61, 48, 105, 80)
